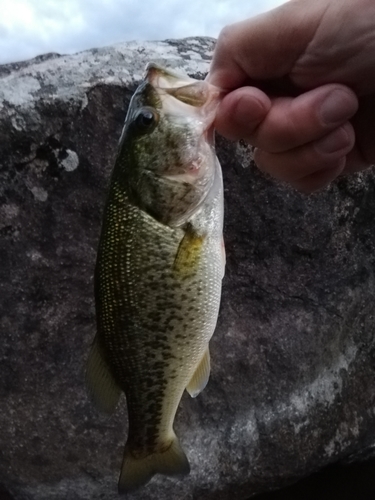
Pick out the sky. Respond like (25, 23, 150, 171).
(0, 0, 286, 65)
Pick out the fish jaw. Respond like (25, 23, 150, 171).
(144, 63, 222, 213)
(144, 62, 222, 138)
(145, 62, 198, 89)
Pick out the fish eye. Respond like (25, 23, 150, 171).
(134, 107, 158, 133)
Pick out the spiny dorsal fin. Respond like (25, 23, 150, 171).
(173, 224, 205, 278)
(186, 347, 210, 398)
(85, 335, 122, 414)
(118, 434, 190, 493)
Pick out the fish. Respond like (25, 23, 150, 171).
(85, 62, 225, 493)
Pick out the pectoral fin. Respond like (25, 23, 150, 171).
(186, 347, 211, 398)
(173, 225, 205, 278)
(85, 335, 122, 414)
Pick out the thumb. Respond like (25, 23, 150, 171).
(214, 87, 271, 141)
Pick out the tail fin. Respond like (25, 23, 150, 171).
(118, 436, 190, 494)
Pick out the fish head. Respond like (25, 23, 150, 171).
(115, 63, 222, 227)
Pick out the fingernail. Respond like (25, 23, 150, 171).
(320, 90, 357, 125)
(315, 127, 350, 154)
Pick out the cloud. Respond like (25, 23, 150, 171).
(0, 0, 285, 64)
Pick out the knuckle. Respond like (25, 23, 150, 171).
(217, 25, 235, 45)
(216, 22, 243, 52)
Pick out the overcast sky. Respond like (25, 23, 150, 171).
(1, 0, 286, 65)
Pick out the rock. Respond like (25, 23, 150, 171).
(1, 37, 375, 500)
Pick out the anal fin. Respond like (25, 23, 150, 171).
(221, 237, 226, 279)
(85, 335, 121, 414)
(186, 347, 210, 398)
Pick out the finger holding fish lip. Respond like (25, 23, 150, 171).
(213, 84, 358, 151)
(213, 86, 271, 141)
(212, 82, 358, 190)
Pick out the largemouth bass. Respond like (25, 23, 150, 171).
(86, 63, 224, 493)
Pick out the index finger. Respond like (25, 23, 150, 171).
(207, 2, 321, 89)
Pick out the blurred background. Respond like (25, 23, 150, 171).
(0, 0, 285, 64)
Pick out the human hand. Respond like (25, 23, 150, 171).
(208, 0, 375, 192)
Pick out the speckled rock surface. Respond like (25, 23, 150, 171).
(1, 38, 375, 500)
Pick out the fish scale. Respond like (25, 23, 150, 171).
(86, 63, 224, 493)
(96, 185, 222, 451)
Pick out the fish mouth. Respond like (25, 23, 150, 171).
(144, 62, 222, 133)
(145, 63, 197, 91)
(164, 153, 206, 184)
(142, 63, 220, 186)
